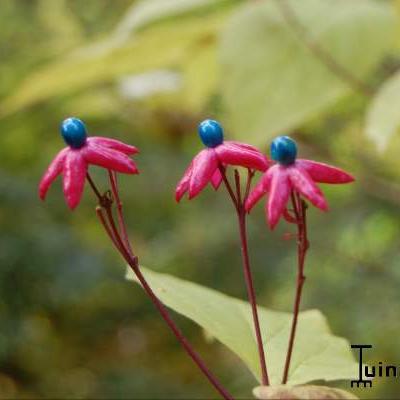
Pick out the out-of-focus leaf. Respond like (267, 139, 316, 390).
(37, 0, 83, 51)
(62, 90, 121, 118)
(181, 45, 218, 111)
(253, 385, 358, 399)
(365, 71, 400, 151)
(64, 0, 235, 71)
(0, 12, 227, 116)
(219, 0, 396, 143)
(118, 70, 182, 100)
(127, 267, 358, 385)
(113, 0, 228, 41)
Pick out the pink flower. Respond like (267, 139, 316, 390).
(176, 119, 270, 201)
(39, 117, 139, 209)
(245, 136, 354, 229)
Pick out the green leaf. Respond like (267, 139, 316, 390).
(219, 0, 396, 144)
(0, 11, 228, 116)
(62, 90, 120, 118)
(126, 267, 358, 385)
(365, 71, 400, 151)
(253, 385, 358, 399)
(113, 0, 229, 40)
(181, 45, 219, 111)
(37, 0, 84, 51)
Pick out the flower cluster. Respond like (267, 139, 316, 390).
(176, 122, 354, 228)
(40, 118, 354, 224)
(39, 117, 355, 399)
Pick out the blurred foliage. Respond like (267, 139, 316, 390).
(366, 70, 400, 150)
(1, 0, 400, 399)
(220, 0, 397, 142)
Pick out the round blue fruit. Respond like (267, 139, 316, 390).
(270, 136, 297, 165)
(198, 119, 224, 148)
(60, 117, 87, 148)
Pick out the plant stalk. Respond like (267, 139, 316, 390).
(132, 263, 233, 400)
(86, 173, 233, 400)
(108, 170, 134, 256)
(220, 167, 270, 386)
(237, 209, 270, 386)
(282, 191, 309, 384)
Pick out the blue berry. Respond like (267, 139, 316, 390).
(270, 136, 297, 165)
(198, 119, 224, 148)
(60, 117, 87, 148)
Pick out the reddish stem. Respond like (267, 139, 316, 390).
(244, 169, 255, 200)
(238, 209, 269, 386)
(282, 191, 309, 384)
(86, 173, 233, 400)
(86, 173, 102, 201)
(220, 167, 269, 386)
(132, 264, 233, 400)
(219, 166, 239, 212)
(108, 170, 134, 256)
(96, 207, 125, 254)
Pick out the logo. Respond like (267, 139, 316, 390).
(351, 345, 372, 388)
(351, 344, 399, 388)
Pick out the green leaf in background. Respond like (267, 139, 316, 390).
(253, 385, 358, 400)
(181, 45, 218, 111)
(365, 71, 400, 151)
(37, 0, 84, 51)
(126, 267, 358, 386)
(219, 0, 396, 144)
(113, 0, 228, 41)
(0, 10, 229, 117)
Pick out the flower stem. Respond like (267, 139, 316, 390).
(220, 167, 270, 386)
(108, 170, 134, 256)
(237, 209, 270, 386)
(132, 264, 234, 400)
(86, 173, 233, 400)
(86, 173, 102, 201)
(219, 166, 239, 212)
(282, 191, 309, 384)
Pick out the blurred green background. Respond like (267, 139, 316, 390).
(1, 0, 400, 398)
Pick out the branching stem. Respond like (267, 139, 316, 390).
(85, 173, 233, 400)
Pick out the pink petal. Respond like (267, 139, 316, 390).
(289, 166, 328, 211)
(211, 168, 223, 190)
(62, 151, 87, 209)
(245, 169, 273, 212)
(175, 161, 193, 202)
(188, 149, 218, 199)
(39, 148, 68, 200)
(228, 141, 263, 153)
(215, 141, 269, 171)
(83, 142, 138, 174)
(88, 137, 139, 155)
(267, 166, 291, 229)
(296, 159, 354, 184)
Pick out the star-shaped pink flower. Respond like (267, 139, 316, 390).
(245, 136, 354, 229)
(39, 117, 139, 209)
(176, 119, 270, 201)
